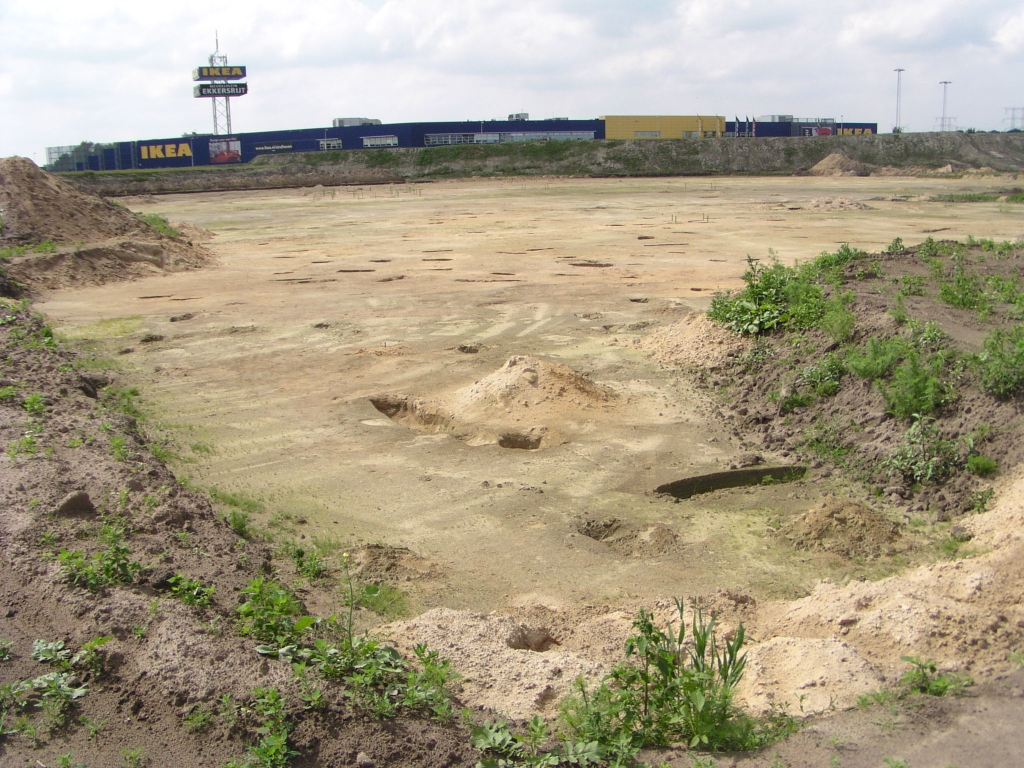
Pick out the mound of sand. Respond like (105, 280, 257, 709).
(371, 356, 618, 449)
(449, 355, 616, 415)
(808, 153, 875, 177)
(382, 608, 610, 719)
(780, 497, 903, 559)
(0, 157, 211, 291)
(639, 313, 753, 370)
(0, 156, 152, 244)
(808, 196, 873, 211)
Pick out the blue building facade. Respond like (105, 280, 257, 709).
(123, 118, 605, 170)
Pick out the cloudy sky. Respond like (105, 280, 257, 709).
(2, 0, 1023, 161)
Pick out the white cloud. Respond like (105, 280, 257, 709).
(1, 0, 1022, 158)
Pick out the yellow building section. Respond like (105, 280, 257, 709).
(602, 115, 726, 140)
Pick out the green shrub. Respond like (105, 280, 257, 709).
(57, 524, 142, 591)
(708, 256, 794, 335)
(225, 509, 252, 539)
(978, 325, 1024, 398)
(882, 417, 958, 483)
(559, 600, 793, 754)
(236, 578, 310, 646)
(966, 455, 997, 477)
(898, 275, 925, 296)
(846, 337, 907, 380)
(798, 354, 846, 397)
(819, 292, 856, 342)
(879, 350, 954, 420)
(939, 256, 992, 314)
(885, 237, 906, 255)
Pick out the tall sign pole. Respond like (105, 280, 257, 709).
(193, 35, 248, 135)
(894, 68, 905, 132)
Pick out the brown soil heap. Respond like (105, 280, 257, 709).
(780, 496, 903, 559)
(0, 157, 210, 292)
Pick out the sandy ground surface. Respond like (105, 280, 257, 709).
(38, 175, 1023, 620)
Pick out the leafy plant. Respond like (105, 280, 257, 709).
(57, 524, 142, 591)
(882, 417, 958, 484)
(560, 600, 793, 755)
(939, 256, 992, 314)
(292, 547, 326, 580)
(168, 575, 216, 607)
(71, 635, 112, 675)
(21, 393, 46, 416)
(110, 436, 130, 461)
(0, 640, 11, 662)
(977, 325, 1024, 398)
(885, 237, 905, 255)
(32, 639, 71, 667)
(473, 717, 604, 768)
(798, 354, 846, 397)
(237, 578, 311, 646)
(900, 655, 972, 696)
(182, 703, 215, 733)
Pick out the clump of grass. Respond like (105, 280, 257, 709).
(225, 509, 252, 539)
(965, 455, 997, 477)
(139, 213, 180, 238)
(211, 488, 264, 514)
(846, 336, 907, 380)
(931, 193, 999, 203)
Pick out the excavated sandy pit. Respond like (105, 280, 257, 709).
(37, 174, 1024, 747)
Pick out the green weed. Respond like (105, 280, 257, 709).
(900, 655, 972, 696)
(473, 717, 604, 768)
(882, 417, 958, 484)
(879, 351, 954, 421)
(977, 325, 1024, 398)
(559, 600, 796, 755)
(965, 455, 997, 477)
(0, 385, 17, 403)
(21, 393, 46, 416)
(57, 524, 142, 591)
(110, 436, 130, 461)
(846, 336, 908, 380)
(226, 509, 253, 539)
(182, 703, 214, 733)
(211, 488, 264, 514)
(168, 575, 216, 607)
(292, 547, 326, 580)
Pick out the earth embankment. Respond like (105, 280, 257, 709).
(60, 132, 1024, 197)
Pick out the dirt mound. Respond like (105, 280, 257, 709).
(808, 153, 875, 177)
(0, 156, 151, 244)
(0, 157, 211, 291)
(370, 356, 618, 449)
(450, 355, 617, 415)
(639, 313, 753, 370)
(808, 196, 873, 211)
(780, 497, 903, 559)
(575, 517, 678, 557)
(349, 543, 440, 583)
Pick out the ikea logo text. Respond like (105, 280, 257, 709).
(141, 143, 193, 160)
(197, 67, 244, 77)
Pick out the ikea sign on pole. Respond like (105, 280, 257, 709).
(192, 66, 247, 80)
